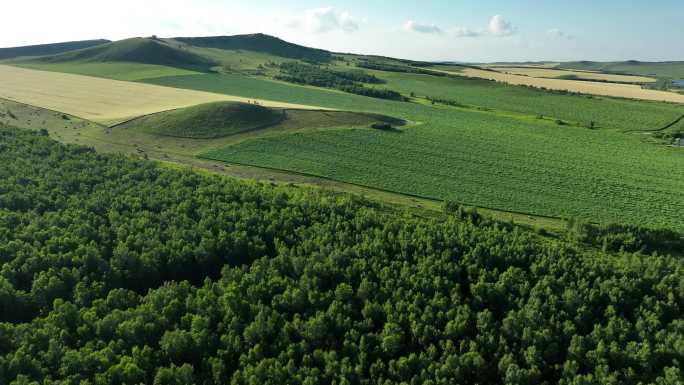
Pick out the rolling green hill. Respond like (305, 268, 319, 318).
(0, 39, 109, 60)
(13, 34, 333, 75)
(172, 33, 332, 62)
(32, 37, 217, 71)
(118, 101, 285, 138)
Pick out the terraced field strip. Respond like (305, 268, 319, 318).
(0, 65, 324, 125)
(491, 67, 656, 83)
(439, 67, 684, 104)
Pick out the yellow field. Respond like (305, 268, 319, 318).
(491, 67, 656, 83)
(448, 67, 684, 104)
(0, 65, 322, 125)
(484, 63, 560, 69)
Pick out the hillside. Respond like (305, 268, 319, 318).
(119, 101, 285, 138)
(0, 39, 109, 60)
(172, 33, 332, 62)
(34, 37, 217, 71)
(558, 61, 684, 78)
(14, 34, 333, 74)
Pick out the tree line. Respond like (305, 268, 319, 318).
(275, 62, 404, 101)
(0, 124, 683, 384)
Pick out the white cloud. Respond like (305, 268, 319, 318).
(300, 7, 359, 33)
(404, 20, 442, 34)
(488, 15, 515, 36)
(452, 27, 481, 38)
(547, 28, 574, 39)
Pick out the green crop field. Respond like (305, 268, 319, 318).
(146, 72, 684, 131)
(369, 71, 684, 130)
(202, 109, 684, 230)
(138, 72, 684, 230)
(5, 38, 684, 231)
(14, 61, 200, 81)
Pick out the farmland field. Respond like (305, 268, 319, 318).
(4, 61, 683, 230)
(558, 61, 684, 79)
(13, 61, 200, 81)
(364, 70, 683, 130)
(201, 106, 684, 230)
(139, 71, 684, 230)
(3, 17, 684, 384)
(434, 66, 684, 103)
(488, 66, 656, 83)
(0, 65, 322, 125)
(147, 72, 684, 131)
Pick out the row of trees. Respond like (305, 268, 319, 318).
(275, 62, 404, 101)
(356, 61, 449, 77)
(0, 125, 683, 384)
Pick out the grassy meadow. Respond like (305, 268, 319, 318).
(139, 70, 684, 229)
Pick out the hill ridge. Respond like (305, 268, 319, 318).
(0, 39, 110, 60)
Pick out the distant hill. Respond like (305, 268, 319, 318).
(172, 33, 332, 62)
(14, 34, 332, 73)
(34, 38, 217, 71)
(558, 61, 684, 79)
(0, 39, 110, 60)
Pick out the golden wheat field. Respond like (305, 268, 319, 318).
(0, 65, 321, 125)
(491, 67, 656, 83)
(484, 63, 561, 69)
(448, 67, 684, 103)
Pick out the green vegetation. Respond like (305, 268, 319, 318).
(0, 39, 109, 60)
(558, 60, 684, 79)
(173, 33, 332, 62)
(138, 72, 684, 229)
(368, 70, 684, 131)
(653, 115, 684, 144)
(32, 38, 216, 71)
(276, 62, 403, 100)
(357, 59, 450, 76)
(2, 125, 684, 384)
(118, 101, 285, 139)
(13, 61, 200, 81)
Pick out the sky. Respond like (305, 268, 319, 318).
(1, 0, 683, 62)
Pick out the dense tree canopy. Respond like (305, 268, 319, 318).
(0, 125, 683, 384)
(275, 62, 403, 101)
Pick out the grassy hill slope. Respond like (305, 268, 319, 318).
(33, 38, 216, 71)
(0, 39, 109, 60)
(172, 33, 331, 62)
(119, 101, 285, 138)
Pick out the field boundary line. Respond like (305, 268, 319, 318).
(624, 113, 684, 133)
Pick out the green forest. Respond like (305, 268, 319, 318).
(1, 123, 683, 384)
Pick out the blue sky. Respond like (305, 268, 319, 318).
(2, 0, 683, 61)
